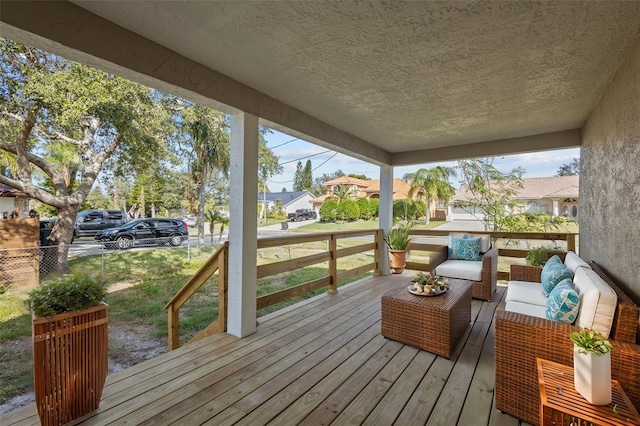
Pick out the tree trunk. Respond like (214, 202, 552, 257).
(139, 186, 146, 218)
(425, 199, 431, 225)
(48, 204, 80, 274)
(197, 182, 205, 248)
(151, 202, 156, 218)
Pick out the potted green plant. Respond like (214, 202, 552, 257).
(570, 328, 613, 405)
(27, 273, 109, 425)
(384, 221, 413, 274)
(525, 246, 550, 267)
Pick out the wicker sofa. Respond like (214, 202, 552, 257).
(434, 233, 498, 301)
(494, 260, 640, 425)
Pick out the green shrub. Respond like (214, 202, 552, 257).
(356, 198, 371, 220)
(525, 246, 550, 266)
(337, 199, 360, 221)
(319, 199, 338, 222)
(368, 198, 379, 218)
(27, 273, 107, 317)
(392, 200, 423, 220)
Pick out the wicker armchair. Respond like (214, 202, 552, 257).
(494, 261, 640, 425)
(435, 247, 498, 301)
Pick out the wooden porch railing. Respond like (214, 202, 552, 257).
(165, 229, 382, 350)
(165, 228, 576, 350)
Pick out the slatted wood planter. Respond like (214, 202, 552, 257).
(32, 304, 108, 425)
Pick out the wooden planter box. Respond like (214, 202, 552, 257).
(32, 304, 108, 425)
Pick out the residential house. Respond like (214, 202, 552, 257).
(450, 175, 580, 221)
(0, 183, 29, 219)
(258, 190, 315, 215)
(310, 177, 414, 210)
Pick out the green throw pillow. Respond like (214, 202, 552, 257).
(450, 236, 482, 261)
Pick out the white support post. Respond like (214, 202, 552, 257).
(227, 112, 259, 338)
(379, 165, 393, 276)
(552, 199, 559, 216)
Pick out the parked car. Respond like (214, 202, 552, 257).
(176, 215, 197, 227)
(74, 209, 128, 238)
(287, 209, 317, 222)
(39, 219, 56, 246)
(94, 218, 188, 249)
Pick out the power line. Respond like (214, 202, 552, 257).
(280, 149, 333, 165)
(312, 152, 338, 171)
(268, 152, 339, 184)
(269, 137, 299, 149)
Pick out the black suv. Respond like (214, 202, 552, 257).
(94, 218, 188, 249)
(74, 209, 128, 238)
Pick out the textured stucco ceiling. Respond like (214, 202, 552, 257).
(14, 1, 640, 161)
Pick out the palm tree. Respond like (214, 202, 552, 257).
(403, 166, 456, 224)
(331, 184, 353, 203)
(184, 105, 230, 246)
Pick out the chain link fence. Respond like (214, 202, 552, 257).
(0, 237, 196, 288)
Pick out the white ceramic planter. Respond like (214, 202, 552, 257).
(573, 346, 612, 405)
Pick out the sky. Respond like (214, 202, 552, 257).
(263, 129, 580, 192)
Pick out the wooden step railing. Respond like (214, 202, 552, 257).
(164, 242, 228, 350)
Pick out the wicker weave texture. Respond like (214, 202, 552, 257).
(381, 279, 472, 359)
(33, 304, 108, 426)
(474, 247, 498, 301)
(495, 261, 640, 425)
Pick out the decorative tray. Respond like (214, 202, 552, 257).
(408, 284, 448, 297)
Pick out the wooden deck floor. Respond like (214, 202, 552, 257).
(2, 274, 530, 425)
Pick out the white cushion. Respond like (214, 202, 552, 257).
(564, 251, 591, 275)
(449, 233, 491, 253)
(505, 281, 548, 307)
(573, 267, 617, 338)
(505, 301, 547, 319)
(436, 259, 482, 282)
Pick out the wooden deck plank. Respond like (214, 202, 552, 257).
(325, 345, 419, 425)
(138, 305, 383, 425)
(425, 321, 489, 426)
(75, 283, 389, 425)
(360, 350, 437, 425)
(0, 274, 528, 426)
(268, 341, 413, 425)
(92, 285, 387, 425)
(230, 334, 393, 425)
(178, 318, 384, 424)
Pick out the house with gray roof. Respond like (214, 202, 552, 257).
(258, 190, 315, 216)
(450, 175, 579, 221)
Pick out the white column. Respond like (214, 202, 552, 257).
(379, 165, 393, 276)
(227, 112, 258, 338)
(552, 199, 559, 216)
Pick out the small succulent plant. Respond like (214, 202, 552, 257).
(570, 328, 613, 356)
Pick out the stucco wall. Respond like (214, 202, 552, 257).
(581, 35, 640, 305)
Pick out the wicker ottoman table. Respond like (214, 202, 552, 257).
(381, 278, 472, 359)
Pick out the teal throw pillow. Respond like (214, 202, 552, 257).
(541, 263, 572, 296)
(545, 254, 563, 268)
(450, 237, 482, 261)
(545, 278, 580, 324)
